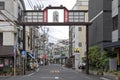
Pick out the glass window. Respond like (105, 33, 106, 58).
(0, 33, 3, 46)
(79, 42, 82, 47)
(79, 12, 85, 15)
(113, 15, 118, 30)
(33, 12, 38, 15)
(69, 12, 73, 15)
(27, 12, 33, 16)
(80, 1, 88, 6)
(79, 19, 85, 22)
(38, 12, 43, 15)
(0, 58, 3, 64)
(78, 27, 82, 31)
(0, 2, 4, 10)
(74, 12, 79, 15)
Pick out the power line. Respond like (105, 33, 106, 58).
(39, 0, 44, 6)
(37, 0, 42, 6)
(4, 10, 18, 21)
(27, 0, 34, 9)
(33, 0, 38, 7)
(0, 11, 17, 26)
(38, 0, 44, 9)
(36, 0, 43, 9)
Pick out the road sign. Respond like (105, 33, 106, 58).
(21, 50, 26, 58)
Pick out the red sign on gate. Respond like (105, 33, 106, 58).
(64, 9, 68, 22)
(43, 10, 48, 22)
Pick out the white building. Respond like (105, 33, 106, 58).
(0, 0, 26, 75)
(71, 0, 88, 69)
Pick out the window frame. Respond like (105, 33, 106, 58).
(0, 2, 5, 10)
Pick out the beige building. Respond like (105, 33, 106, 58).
(71, 0, 88, 69)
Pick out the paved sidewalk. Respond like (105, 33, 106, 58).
(75, 69, 116, 80)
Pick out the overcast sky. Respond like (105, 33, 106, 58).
(24, 0, 77, 43)
(24, 0, 76, 10)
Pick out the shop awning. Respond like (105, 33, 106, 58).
(103, 41, 120, 48)
(0, 46, 14, 57)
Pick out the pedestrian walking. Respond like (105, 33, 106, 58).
(33, 60, 39, 71)
(30, 60, 34, 70)
(40, 60, 43, 66)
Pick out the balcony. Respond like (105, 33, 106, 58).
(112, 0, 118, 17)
(112, 29, 118, 42)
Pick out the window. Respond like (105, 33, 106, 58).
(0, 58, 4, 69)
(79, 1, 88, 6)
(113, 15, 118, 30)
(0, 2, 4, 10)
(0, 33, 3, 46)
(68, 12, 85, 22)
(79, 42, 82, 47)
(53, 11, 59, 22)
(28, 36, 30, 47)
(78, 27, 82, 31)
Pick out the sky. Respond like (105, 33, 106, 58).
(24, 0, 76, 10)
(24, 0, 77, 43)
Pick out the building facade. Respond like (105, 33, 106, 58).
(89, 0, 112, 47)
(0, 0, 27, 75)
(107, 0, 120, 70)
(70, 0, 88, 69)
(89, 0, 120, 70)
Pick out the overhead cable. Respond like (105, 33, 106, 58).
(27, 0, 34, 9)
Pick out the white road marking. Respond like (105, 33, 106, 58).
(84, 76, 92, 80)
(100, 77, 110, 80)
(55, 77, 59, 79)
(50, 70, 60, 73)
(40, 76, 59, 79)
(40, 77, 55, 78)
(27, 73, 35, 76)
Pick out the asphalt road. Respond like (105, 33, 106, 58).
(0, 64, 101, 80)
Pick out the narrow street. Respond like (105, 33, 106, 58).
(0, 64, 100, 80)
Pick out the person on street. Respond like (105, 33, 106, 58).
(40, 60, 43, 66)
(33, 60, 39, 71)
(30, 60, 34, 70)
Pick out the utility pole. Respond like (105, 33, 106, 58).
(23, 25, 26, 75)
(30, 27, 32, 50)
(86, 25, 89, 74)
(69, 26, 73, 57)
